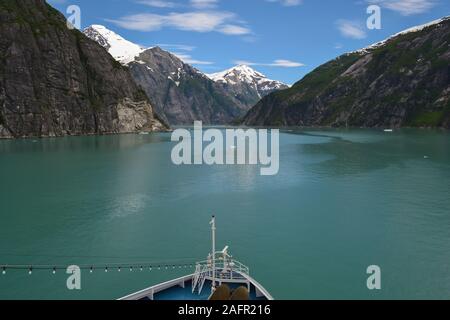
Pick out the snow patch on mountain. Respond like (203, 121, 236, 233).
(207, 65, 288, 97)
(83, 25, 146, 65)
(352, 16, 450, 55)
(208, 65, 264, 84)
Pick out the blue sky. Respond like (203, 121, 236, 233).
(48, 0, 449, 84)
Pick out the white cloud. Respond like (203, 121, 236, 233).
(190, 0, 219, 9)
(158, 44, 196, 51)
(367, 0, 436, 16)
(156, 44, 212, 65)
(233, 59, 305, 68)
(107, 11, 251, 35)
(174, 53, 214, 65)
(271, 59, 305, 67)
(266, 0, 303, 6)
(166, 11, 233, 32)
(233, 60, 254, 65)
(107, 14, 165, 31)
(136, 0, 177, 8)
(219, 24, 252, 35)
(336, 20, 367, 39)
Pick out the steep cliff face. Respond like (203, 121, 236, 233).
(243, 17, 450, 129)
(0, 0, 166, 139)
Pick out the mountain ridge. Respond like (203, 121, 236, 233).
(243, 16, 450, 129)
(83, 25, 288, 125)
(128, 46, 248, 125)
(353, 16, 450, 55)
(207, 64, 289, 98)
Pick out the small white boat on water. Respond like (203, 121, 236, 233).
(384, 129, 394, 132)
(119, 216, 273, 301)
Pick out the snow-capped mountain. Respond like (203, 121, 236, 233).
(83, 25, 289, 124)
(208, 65, 289, 98)
(83, 25, 145, 64)
(83, 25, 254, 124)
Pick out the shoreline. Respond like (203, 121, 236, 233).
(1, 125, 449, 141)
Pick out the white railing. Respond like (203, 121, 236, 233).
(195, 254, 250, 281)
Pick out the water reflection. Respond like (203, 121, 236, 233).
(0, 133, 172, 154)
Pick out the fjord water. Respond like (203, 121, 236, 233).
(0, 129, 449, 300)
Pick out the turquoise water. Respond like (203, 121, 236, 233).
(0, 129, 449, 300)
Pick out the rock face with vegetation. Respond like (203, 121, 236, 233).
(128, 47, 249, 125)
(243, 17, 450, 128)
(0, 0, 166, 139)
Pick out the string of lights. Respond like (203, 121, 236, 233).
(0, 259, 199, 275)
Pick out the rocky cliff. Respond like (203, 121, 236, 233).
(128, 47, 248, 125)
(243, 17, 450, 129)
(0, 0, 166, 139)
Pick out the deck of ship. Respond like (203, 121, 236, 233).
(119, 272, 273, 300)
(152, 279, 267, 300)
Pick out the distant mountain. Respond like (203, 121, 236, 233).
(128, 47, 256, 125)
(243, 17, 450, 129)
(0, 1, 166, 139)
(208, 65, 289, 102)
(83, 26, 287, 125)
